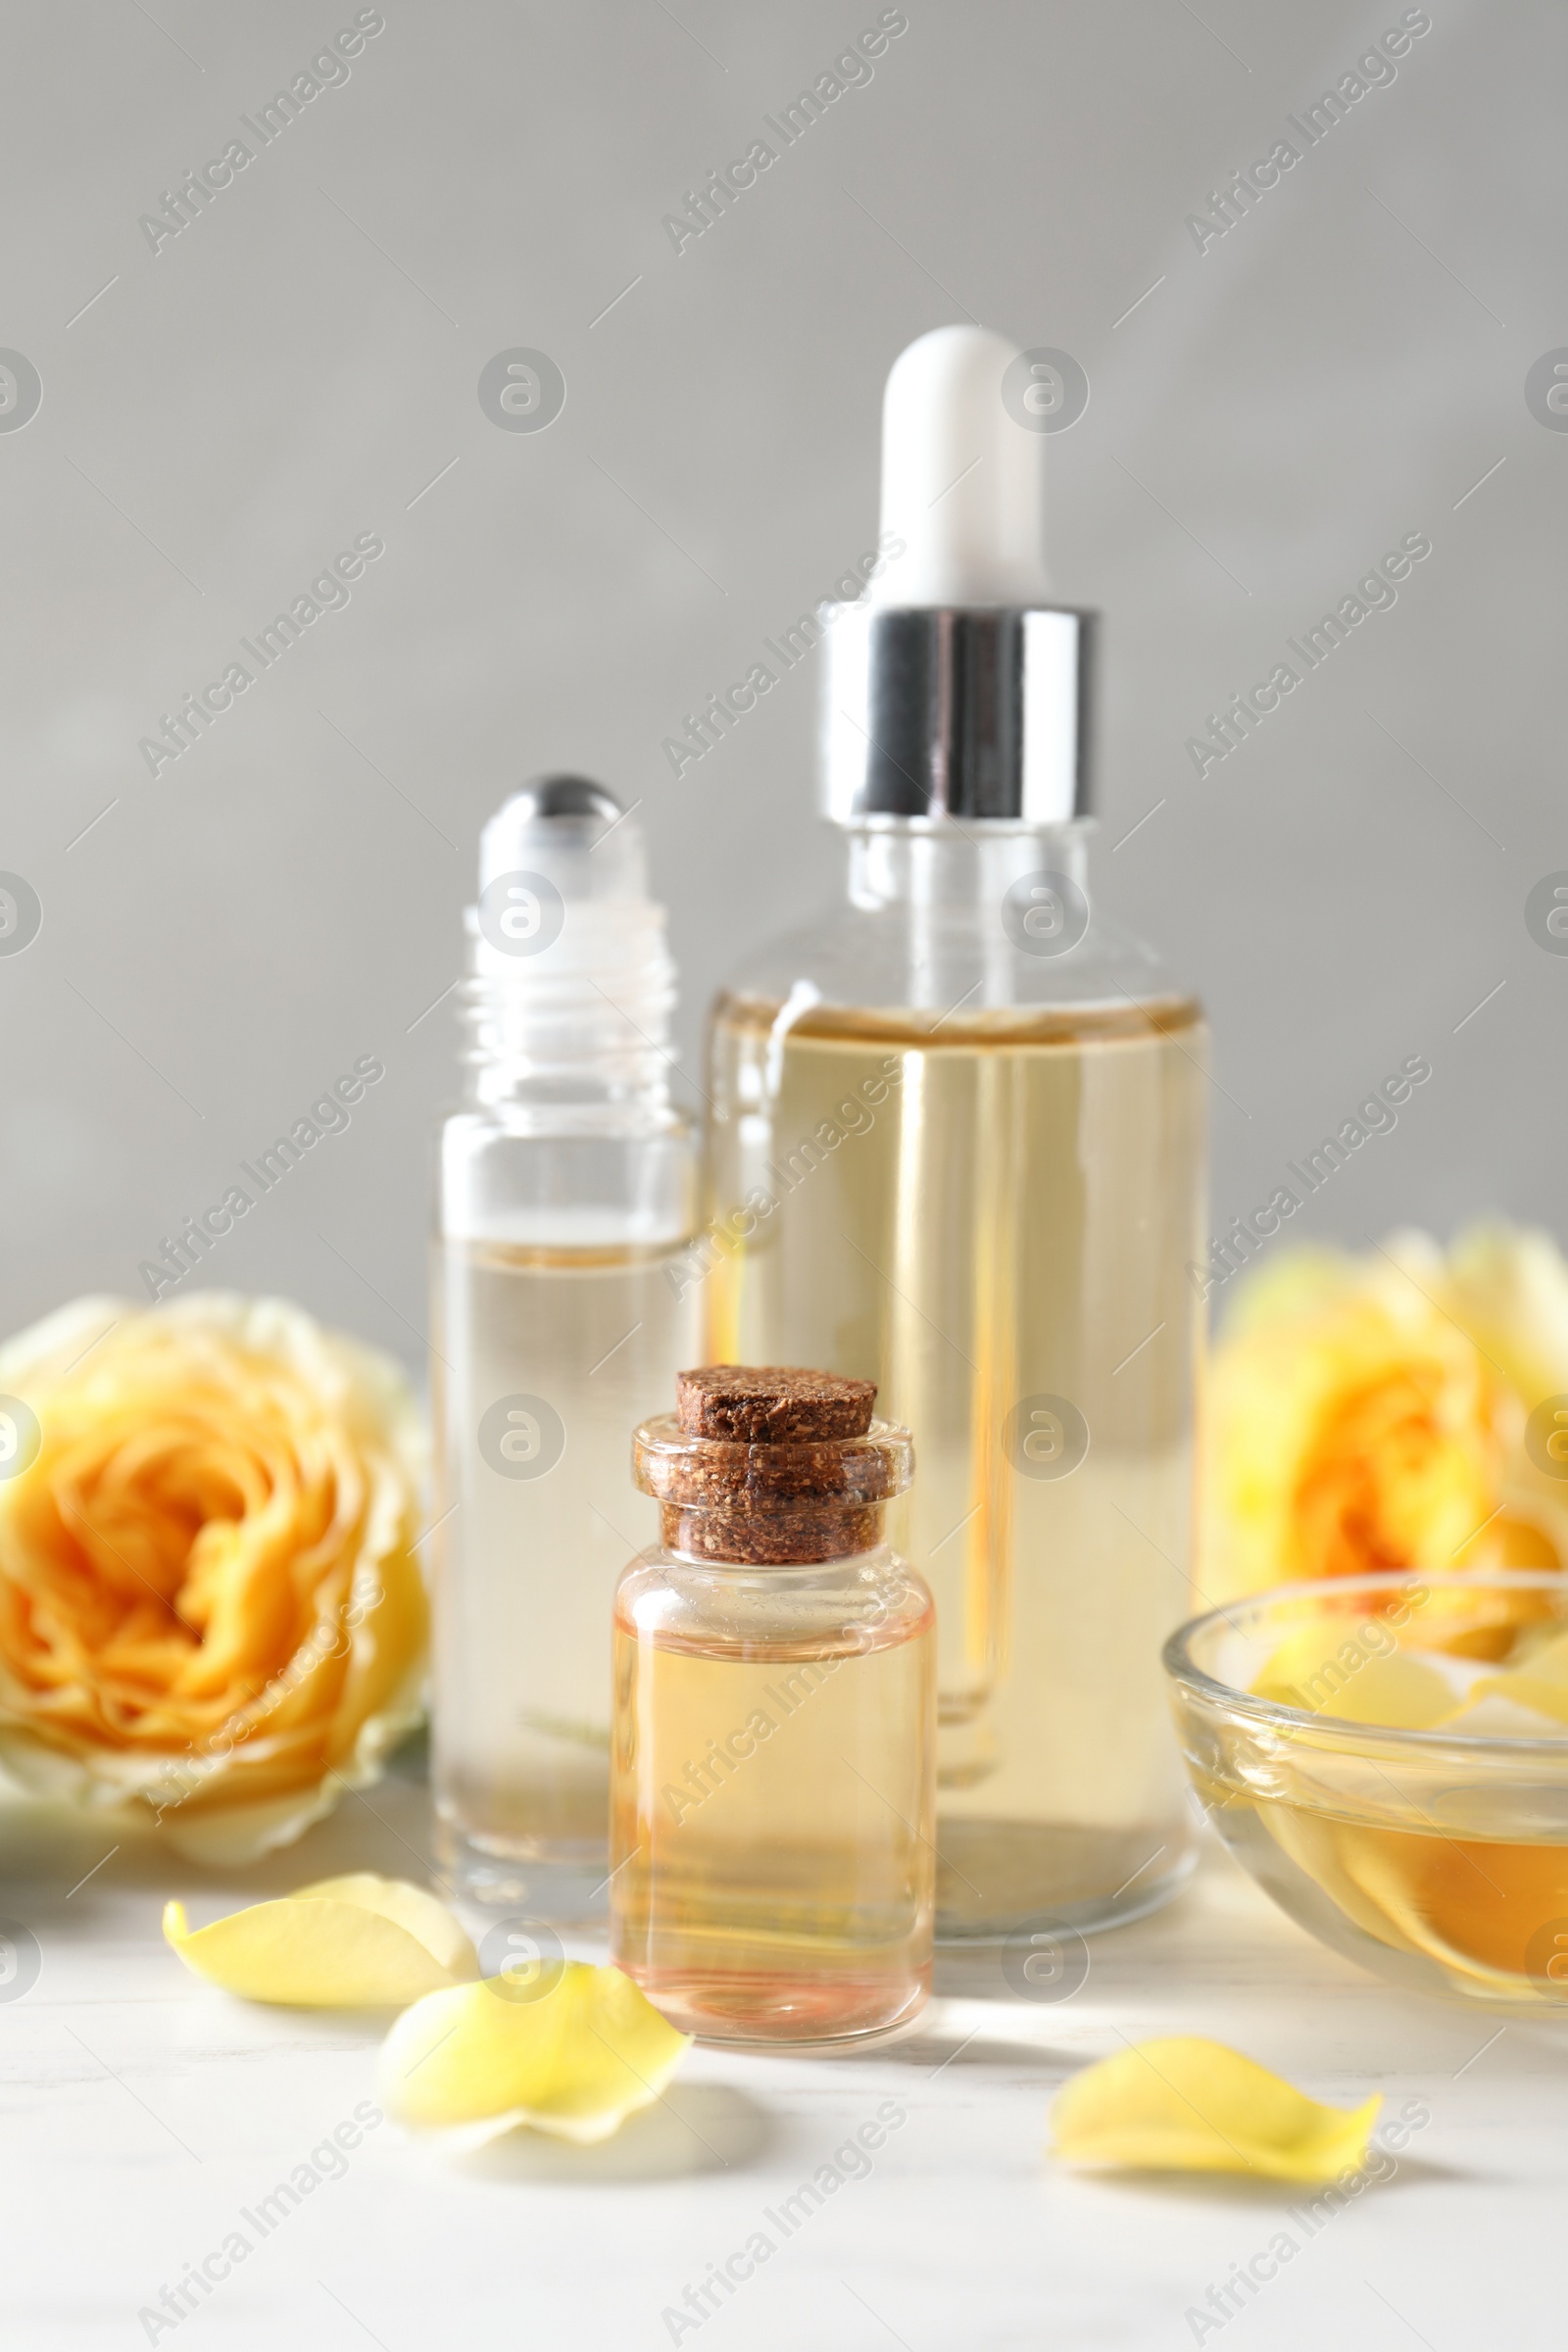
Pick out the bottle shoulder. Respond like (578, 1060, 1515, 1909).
(715, 905, 1203, 1043)
(719, 837, 1200, 1030)
(438, 1110, 698, 1249)
(613, 1546, 934, 1658)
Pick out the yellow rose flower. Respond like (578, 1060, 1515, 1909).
(0, 1292, 427, 1860)
(1202, 1224, 1568, 1601)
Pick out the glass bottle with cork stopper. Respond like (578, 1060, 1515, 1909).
(610, 1365, 935, 2045)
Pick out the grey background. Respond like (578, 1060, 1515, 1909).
(1, 0, 1559, 1370)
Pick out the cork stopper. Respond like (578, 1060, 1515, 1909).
(634, 1365, 911, 1566)
(675, 1365, 877, 1443)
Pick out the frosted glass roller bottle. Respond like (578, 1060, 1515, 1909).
(432, 776, 700, 1916)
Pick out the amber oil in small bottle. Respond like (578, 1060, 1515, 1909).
(611, 1366, 935, 2045)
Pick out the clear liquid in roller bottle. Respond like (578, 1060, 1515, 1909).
(432, 776, 700, 1918)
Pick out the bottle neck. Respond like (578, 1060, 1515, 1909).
(803, 817, 1111, 1017)
(459, 908, 679, 1123)
(655, 1500, 888, 1565)
(844, 819, 1092, 913)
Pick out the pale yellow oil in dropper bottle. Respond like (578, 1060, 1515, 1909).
(699, 329, 1208, 1942)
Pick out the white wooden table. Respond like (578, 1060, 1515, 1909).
(2, 1749, 1552, 2349)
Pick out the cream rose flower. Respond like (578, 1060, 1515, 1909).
(1202, 1223, 1568, 1601)
(0, 1293, 427, 1860)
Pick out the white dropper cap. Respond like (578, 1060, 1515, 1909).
(822, 325, 1093, 822)
(867, 325, 1051, 608)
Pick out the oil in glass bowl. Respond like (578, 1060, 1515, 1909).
(1165, 1571, 1568, 2006)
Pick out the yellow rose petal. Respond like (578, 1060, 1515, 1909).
(163, 1874, 476, 2006)
(1252, 1627, 1457, 1729)
(1051, 2038, 1381, 2181)
(1461, 1627, 1568, 1725)
(378, 1963, 692, 2145)
(1446, 1691, 1568, 1737)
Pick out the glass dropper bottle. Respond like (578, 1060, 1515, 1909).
(703, 329, 1209, 1942)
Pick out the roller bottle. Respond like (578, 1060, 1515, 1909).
(432, 777, 700, 1915)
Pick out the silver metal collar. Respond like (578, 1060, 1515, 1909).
(822, 604, 1096, 824)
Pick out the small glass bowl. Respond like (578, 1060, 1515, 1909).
(1164, 1570, 1568, 2008)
